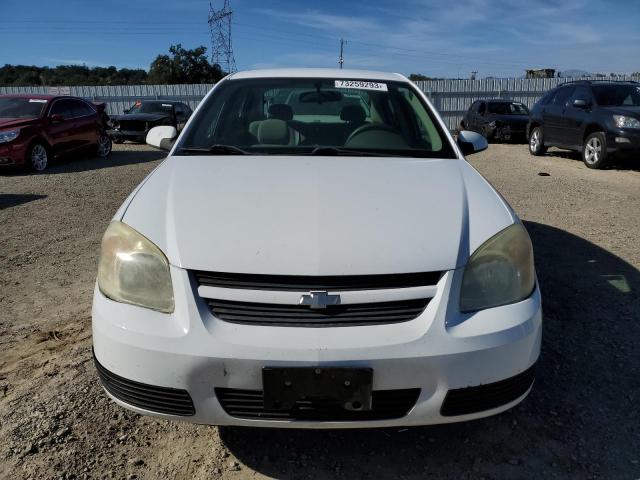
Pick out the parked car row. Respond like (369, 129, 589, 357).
(460, 79, 640, 169)
(0, 95, 192, 172)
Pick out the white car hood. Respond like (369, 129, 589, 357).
(121, 155, 515, 275)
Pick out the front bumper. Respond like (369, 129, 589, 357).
(92, 267, 542, 428)
(606, 129, 640, 155)
(0, 141, 28, 168)
(107, 129, 147, 143)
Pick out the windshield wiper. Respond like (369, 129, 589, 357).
(176, 144, 249, 155)
(308, 146, 392, 157)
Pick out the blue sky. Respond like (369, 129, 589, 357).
(1, 0, 639, 78)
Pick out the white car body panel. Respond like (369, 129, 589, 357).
(93, 68, 541, 428)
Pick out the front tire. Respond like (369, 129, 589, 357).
(96, 133, 113, 158)
(582, 132, 608, 169)
(529, 127, 547, 156)
(28, 143, 49, 172)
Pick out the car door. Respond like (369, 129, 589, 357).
(542, 86, 574, 145)
(47, 99, 78, 156)
(563, 86, 594, 149)
(70, 99, 99, 149)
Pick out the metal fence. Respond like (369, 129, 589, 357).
(415, 75, 640, 130)
(0, 84, 215, 116)
(2, 75, 639, 130)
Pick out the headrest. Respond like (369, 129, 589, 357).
(268, 104, 293, 121)
(257, 119, 290, 145)
(340, 105, 366, 123)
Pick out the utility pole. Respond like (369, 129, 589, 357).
(208, 0, 237, 73)
(338, 39, 345, 69)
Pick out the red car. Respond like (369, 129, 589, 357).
(0, 94, 112, 172)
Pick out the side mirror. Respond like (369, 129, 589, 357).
(457, 130, 488, 156)
(146, 126, 177, 151)
(573, 99, 589, 109)
(50, 114, 65, 123)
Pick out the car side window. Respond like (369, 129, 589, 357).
(71, 100, 94, 117)
(50, 99, 75, 119)
(569, 86, 592, 104)
(551, 86, 574, 106)
(477, 102, 486, 114)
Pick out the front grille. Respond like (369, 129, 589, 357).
(193, 270, 442, 291)
(206, 298, 430, 327)
(440, 364, 536, 416)
(94, 353, 195, 416)
(215, 388, 420, 421)
(117, 120, 147, 132)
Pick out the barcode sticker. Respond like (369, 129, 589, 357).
(335, 80, 388, 92)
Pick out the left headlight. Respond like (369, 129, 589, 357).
(613, 115, 640, 129)
(460, 223, 535, 312)
(0, 129, 19, 144)
(97, 221, 174, 313)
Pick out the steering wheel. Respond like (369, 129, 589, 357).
(344, 123, 406, 148)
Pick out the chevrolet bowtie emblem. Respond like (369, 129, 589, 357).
(299, 291, 341, 309)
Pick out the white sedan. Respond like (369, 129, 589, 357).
(92, 69, 541, 428)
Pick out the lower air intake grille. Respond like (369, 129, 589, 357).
(440, 364, 536, 416)
(215, 388, 420, 421)
(207, 298, 430, 327)
(94, 353, 195, 416)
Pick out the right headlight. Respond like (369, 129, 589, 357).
(0, 129, 19, 144)
(460, 223, 535, 312)
(97, 221, 174, 313)
(612, 115, 640, 129)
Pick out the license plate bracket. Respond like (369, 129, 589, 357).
(262, 367, 373, 411)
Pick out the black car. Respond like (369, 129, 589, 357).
(527, 80, 640, 168)
(461, 99, 530, 142)
(107, 100, 192, 143)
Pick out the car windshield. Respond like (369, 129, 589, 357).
(592, 85, 640, 107)
(128, 101, 174, 114)
(0, 98, 47, 119)
(488, 102, 529, 115)
(178, 77, 455, 158)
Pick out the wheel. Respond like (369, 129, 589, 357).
(28, 143, 49, 172)
(96, 133, 113, 157)
(529, 126, 547, 156)
(582, 132, 608, 169)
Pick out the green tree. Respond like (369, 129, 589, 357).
(148, 44, 224, 84)
(408, 73, 434, 82)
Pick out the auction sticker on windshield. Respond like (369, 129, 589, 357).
(335, 80, 388, 92)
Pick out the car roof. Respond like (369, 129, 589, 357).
(136, 100, 181, 104)
(229, 68, 408, 82)
(0, 94, 58, 101)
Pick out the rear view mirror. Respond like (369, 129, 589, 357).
(299, 90, 343, 103)
(457, 130, 488, 156)
(573, 99, 589, 109)
(146, 126, 178, 151)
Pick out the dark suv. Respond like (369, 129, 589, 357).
(527, 80, 640, 168)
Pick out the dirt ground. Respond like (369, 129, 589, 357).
(1, 143, 639, 480)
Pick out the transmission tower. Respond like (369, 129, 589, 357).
(208, 0, 237, 73)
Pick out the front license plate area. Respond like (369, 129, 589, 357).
(262, 367, 373, 412)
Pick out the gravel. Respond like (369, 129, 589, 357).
(1, 143, 639, 479)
